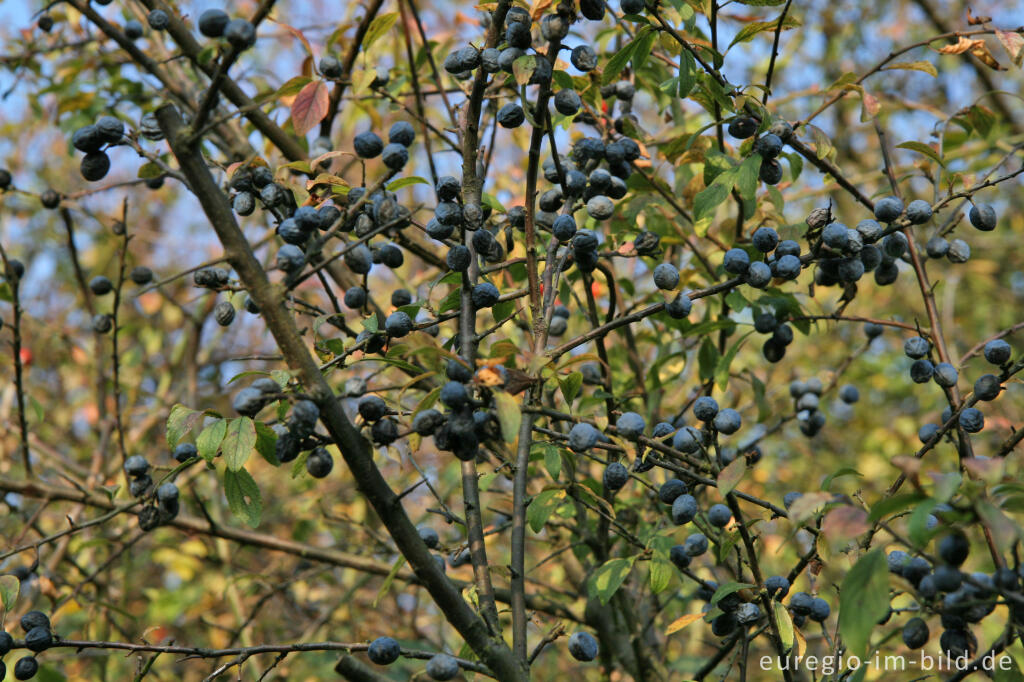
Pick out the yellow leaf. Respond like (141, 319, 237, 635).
(493, 391, 522, 443)
(938, 36, 981, 55)
(970, 42, 1005, 70)
(795, 626, 807, 658)
(666, 612, 704, 634)
(530, 0, 553, 20)
(306, 173, 349, 191)
(717, 457, 746, 496)
(310, 150, 352, 168)
(882, 61, 938, 77)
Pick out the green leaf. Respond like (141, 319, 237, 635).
(196, 44, 218, 66)
(362, 315, 379, 333)
(697, 338, 720, 382)
(603, 35, 641, 86)
(882, 61, 938, 78)
(773, 601, 794, 653)
(222, 417, 257, 471)
(752, 375, 770, 422)
(807, 124, 835, 161)
(223, 468, 262, 528)
(528, 489, 563, 533)
(703, 151, 735, 186)
(678, 49, 696, 98)
(715, 330, 753, 391)
(362, 13, 398, 50)
(493, 392, 521, 443)
(0, 574, 19, 610)
(715, 529, 743, 564)
(438, 287, 462, 314)
(785, 151, 803, 181)
(543, 444, 562, 479)
(821, 467, 862, 491)
(137, 161, 163, 179)
(492, 298, 514, 324)
(387, 176, 429, 191)
(279, 160, 312, 174)
(481, 192, 505, 213)
(838, 550, 889, 657)
(254, 421, 279, 466)
(588, 556, 637, 604)
(725, 289, 749, 312)
(932, 472, 961, 503)
(976, 500, 1021, 549)
(276, 75, 312, 98)
(552, 70, 574, 90)
(373, 556, 407, 607)
(896, 141, 944, 167)
(166, 404, 199, 448)
(559, 371, 583, 404)
(196, 419, 227, 462)
(630, 28, 657, 73)
(34, 664, 66, 682)
(28, 395, 43, 424)
(729, 15, 801, 48)
(290, 450, 310, 479)
(717, 458, 746, 496)
(693, 182, 730, 222)
(513, 55, 537, 86)
(867, 492, 927, 522)
(711, 582, 754, 606)
(908, 498, 939, 547)
(735, 153, 761, 201)
(649, 559, 672, 594)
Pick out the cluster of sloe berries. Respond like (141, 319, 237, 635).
(728, 115, 793, 186)
(410, 360, 505, 463)
(124, 454, 179, 530)
(70, 116, 124, 183)
(364, 635, 461, 679)
(889, 527, 1024, 657)
(0, 609, 57, 680)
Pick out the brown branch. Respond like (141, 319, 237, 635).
(762, 0, 795, 104)
(138, 0, 307, 162)
(155, 104, 524, 681)
(0, 241, 31, 473)
(0, 476, 579, 623)
(318, 0, 387, 138)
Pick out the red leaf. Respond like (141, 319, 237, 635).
(269, 18, 314, 60)
(996, 29, 1024, 67)
(291, 80, 329, 137)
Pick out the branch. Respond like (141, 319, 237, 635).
(0, 476, 580, 622)
(453, 0, 514, 642)
(318, 0, 387, 138)
(545, 277, 741, 360)
(0, 240, 31, 473)
(139, 0, 306, 162)
(155, 104, 525, 682)
(762, 0, 794, 104)
(1, 638, 491, 677)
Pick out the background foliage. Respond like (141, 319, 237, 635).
(0, 0, 1023, 680)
